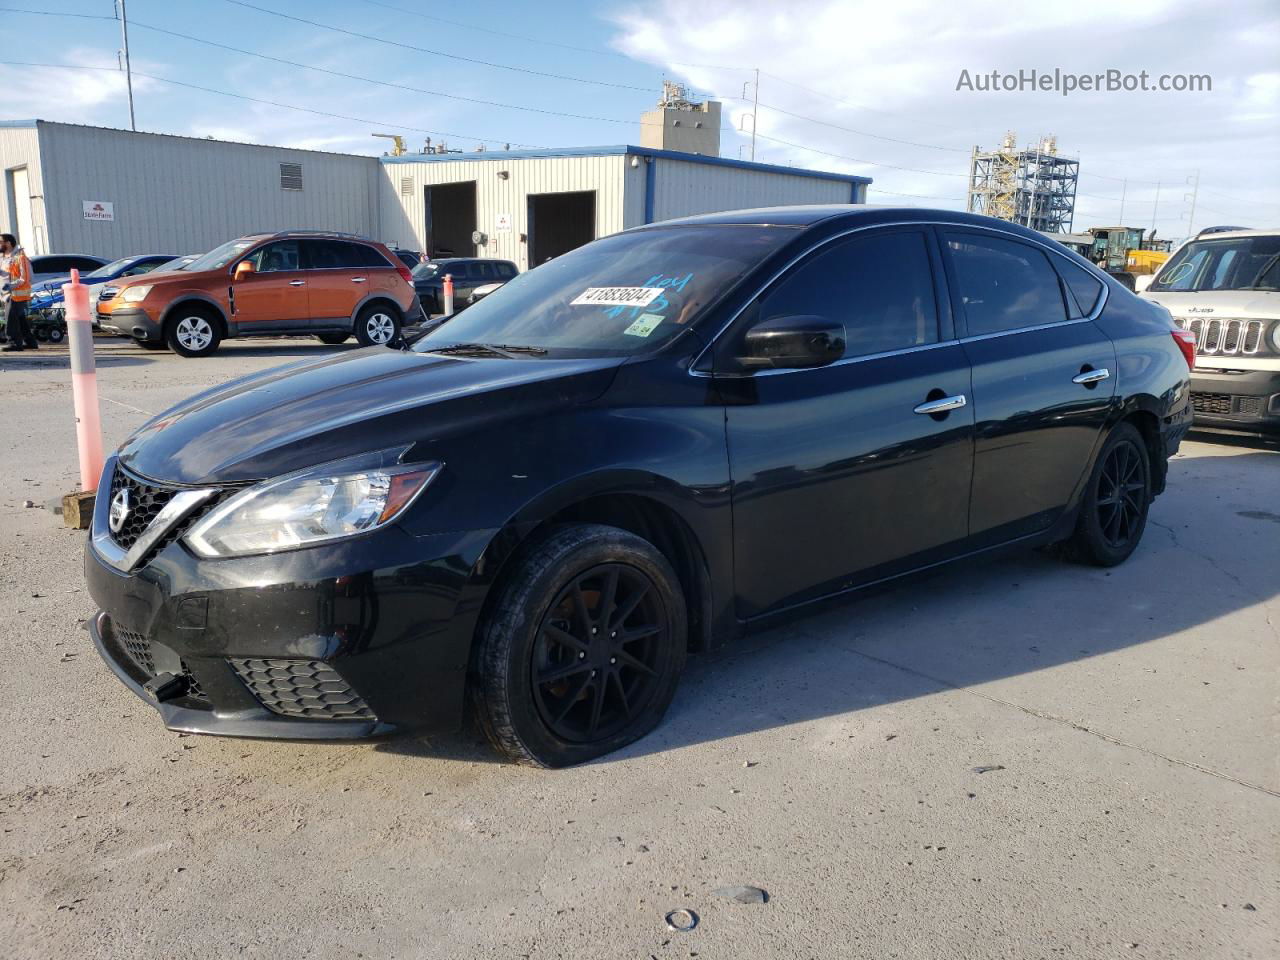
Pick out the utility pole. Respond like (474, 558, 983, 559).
(751, 67, 759, 162)
(1118, 179, 1127, 225)
(1184, 170, 1200, 236)
(116, 0, 136, 131)
(1150, 181, 1160, 236)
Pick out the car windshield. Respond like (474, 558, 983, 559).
(184, 238, 261, 272)
(413, 225, 794, 358)
(154, 256, 196, 272)
(85, 257, 136, 279)
(1151, 235, 1280, 292)
(411, 262, 441, 278)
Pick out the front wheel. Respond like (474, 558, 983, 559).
(472, 524, 687, 767)
(45, 326, 65, 344)
(166, 310, 222, 357)
(1065, 422, 1151, 566)
(354, 304, 401, 347)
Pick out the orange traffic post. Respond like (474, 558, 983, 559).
(63, 269, 105, 492)
(442, 273, 455, 315)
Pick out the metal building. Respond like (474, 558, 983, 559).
(1, 120, 871, 269)
(0, 120, 379, 258)
(967, 132, 1079, 233)
(379, 146, 870, 270)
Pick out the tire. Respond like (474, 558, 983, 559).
(353, 303, 401, 347)
(316, 332, 351, 345)
(134, 338, 167, 350)
(46, 326, 65, 344)
(165, 308, 222, 358)
(472, 523, 687, 767)
(34, 327, 49, 342)
(1065, 422, 1151, 566)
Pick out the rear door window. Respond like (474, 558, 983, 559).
(1054, 257, 1105, 318)
(498, 262, 518, 279)
(944, 232, 1068, 336)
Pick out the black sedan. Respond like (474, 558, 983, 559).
(412, 257, 519, 314)
(85, 206, 1194, 766)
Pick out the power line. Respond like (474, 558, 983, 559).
(752, 130, 967, 177)
(0, 60, 540, 148)
(351, 0, 749, 73)
(745, 97, 969, 153)
(219, 0, 653, 92)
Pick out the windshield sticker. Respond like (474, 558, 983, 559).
(623, 313, 664, 338)
(572, 287, 665, 307)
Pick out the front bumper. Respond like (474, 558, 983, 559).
(97, 305, 161, 340)
(1187, 366, 1280, 435)
(85, 459, 496, 739)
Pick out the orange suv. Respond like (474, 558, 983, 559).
(96, 231, 422, 357)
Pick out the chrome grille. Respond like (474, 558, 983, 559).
(108, 465, 176, 550)
(1179, 317, 1264, 356)
(97, 286, 119, 303)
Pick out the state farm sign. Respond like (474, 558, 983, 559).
(83, 201, 115, 222)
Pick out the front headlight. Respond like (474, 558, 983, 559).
(185, 449, 442, 558)
(1271, 321, 1280, 354)
(120, 284, 153, 303)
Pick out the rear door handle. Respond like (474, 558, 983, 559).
(351, 277, 367, 283)
(913, 394, 967, 415)
(288, 280, 306, 287)
(1072, 367, 1110, 384)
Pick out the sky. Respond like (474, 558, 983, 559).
(4, 0, 1278, 240)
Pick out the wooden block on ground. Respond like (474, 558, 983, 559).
(62, 490, 96, 530)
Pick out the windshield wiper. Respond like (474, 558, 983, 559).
(424, 342, 547, 358)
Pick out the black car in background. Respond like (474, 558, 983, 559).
(85, 206, 1193, 767)
(412, 257, 519, 314)
(30, 253, 109, 284)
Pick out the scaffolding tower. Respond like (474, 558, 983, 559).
(967, 132, 1079, 233)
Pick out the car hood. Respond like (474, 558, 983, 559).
(117, 347, 624, 485)
(1140, 289, 1279, 319)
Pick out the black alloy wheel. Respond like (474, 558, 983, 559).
(531, 563, 666, 744)
(473, 523, 687, 767)
(1065, 421, 1151, 566)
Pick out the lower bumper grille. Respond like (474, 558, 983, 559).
(230, 658, 375, 721)
(1190, 392, 1266, 417)
(110, 624, 208, 702)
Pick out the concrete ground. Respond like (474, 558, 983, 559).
(1, 338, 1276, 960)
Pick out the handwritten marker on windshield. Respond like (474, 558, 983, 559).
(442, 273, 455, 316)
(63, 268, 105, 499)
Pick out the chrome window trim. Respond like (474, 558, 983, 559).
(690, 219, 1111, 378)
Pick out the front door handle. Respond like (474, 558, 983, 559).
(1072, 367, 1110, 385)
(351, 277, 367, 283)
(913, 394, 967, 415)
(288, 280, 306, 287)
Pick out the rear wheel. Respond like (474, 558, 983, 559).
(166, 308, 222, 358)
(354, 303, 400, 347)
(1065, 422, 1151, 566)
(472, 524, 687, 767)
(45, 326, 65, 344)
(316, 332, 351, 345)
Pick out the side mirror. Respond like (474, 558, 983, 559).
(739, 314, 845, 369)
(1134, 274, 1154, 293)
(233, 261, 256, 282)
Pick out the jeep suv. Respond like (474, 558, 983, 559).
(1139, 227, 1280, 435)
(97, 232, 421, 357)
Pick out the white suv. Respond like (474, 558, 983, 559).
(1139, 227, 1280, 436)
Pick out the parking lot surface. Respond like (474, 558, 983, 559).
(1, 339, 1276, 959)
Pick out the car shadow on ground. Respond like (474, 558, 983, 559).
(381, 443, 1279, 767)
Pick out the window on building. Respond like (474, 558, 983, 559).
(279, 162, 304, 191)
(945, 232, 1068, 336)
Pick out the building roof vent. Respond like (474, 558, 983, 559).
(400, 176, 414, 197)
(279, 162, 303, 191)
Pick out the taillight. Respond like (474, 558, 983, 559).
(395, 264, 414, 285)
(1171, 329, 1196, 371)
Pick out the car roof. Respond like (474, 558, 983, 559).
(636, 205, 1050, 235)
(33, 253, 106, 260)
(1186, 228, 1280, 241)
(428, 257, 516, 264)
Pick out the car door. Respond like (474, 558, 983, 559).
(719, 227, 975, 618)
(302, 239, 367, 328)
(231, 239, 311, 331)
(942, 229, 1116, 545)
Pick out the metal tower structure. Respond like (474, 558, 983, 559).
(967, 132, 1079, 233)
